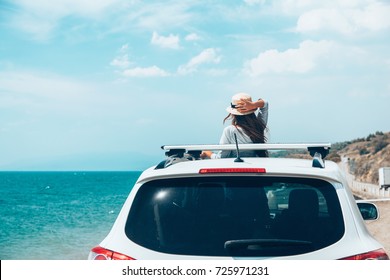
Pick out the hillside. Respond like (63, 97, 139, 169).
(336, 131, 390, 184)
(272, 131, 390, 184)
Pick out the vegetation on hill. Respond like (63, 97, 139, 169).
(336, 131, 390, 184)
(271, 131, 390, 184)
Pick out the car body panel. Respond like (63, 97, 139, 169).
(89, 155, 388, 260)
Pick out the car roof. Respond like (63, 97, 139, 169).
(137, 156, 346, 184)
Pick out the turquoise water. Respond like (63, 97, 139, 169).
(0, 171, 140, 260)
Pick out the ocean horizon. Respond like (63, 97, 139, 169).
(0, 171, 141, 260)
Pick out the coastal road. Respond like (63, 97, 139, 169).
(365, 200, 390, 254)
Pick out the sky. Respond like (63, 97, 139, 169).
(1, 0, 390, 171)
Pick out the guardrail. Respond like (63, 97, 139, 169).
(340, 162, 390, 199)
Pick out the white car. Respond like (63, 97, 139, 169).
(89, 143, 389, 260)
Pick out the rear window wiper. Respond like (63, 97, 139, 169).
(224, 239, 313, 257)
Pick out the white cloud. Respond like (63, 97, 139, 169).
(244, 40, 335, 76)
(119, 44, 129, 53)
(9, 1, 199, 41)
(8, 0, 122, 39)
(353, 2, 390, 31)
(12, 0, 120, 18)
(243, 0, 266, 6)
(110, 43, 169, 78)
(110, 44, 132, 69)
(185, 33, 201, 41)
(110, 54, 130, 68)
(122, 66, 169, 77)
(295, 1, 390, 35)
(151, 31, 180, 49)
(297, 9, 353, 34)
(275, 0, 364, 15)
(178, 48, 221, 75)
(131, 2, 194, 31)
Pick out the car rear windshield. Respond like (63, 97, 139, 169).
(125, 176, 344, 257)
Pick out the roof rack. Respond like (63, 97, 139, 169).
(155, 143, 331, 169)
(162, 143, 330, 153)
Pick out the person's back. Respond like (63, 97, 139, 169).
(201, 92, 269, 159)
(218, 126, 257, 158)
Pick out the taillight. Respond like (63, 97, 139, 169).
(89, 246, 135, 260)
(199, 168, 266, 174)
(340, 249, 389, 260)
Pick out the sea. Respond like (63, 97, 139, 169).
(0, 171, 141, 260)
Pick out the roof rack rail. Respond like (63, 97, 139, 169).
(162, 143, 330, 154)
(156, 143, 331, 169)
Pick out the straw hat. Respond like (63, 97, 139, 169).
(226, 93, 256, 115)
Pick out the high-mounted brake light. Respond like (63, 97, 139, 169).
(199, 168, 266, 174)
(340, 249, 389, 260)
(90, 246, 135, 260)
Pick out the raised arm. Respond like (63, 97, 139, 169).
(237, 98, 268, 125)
